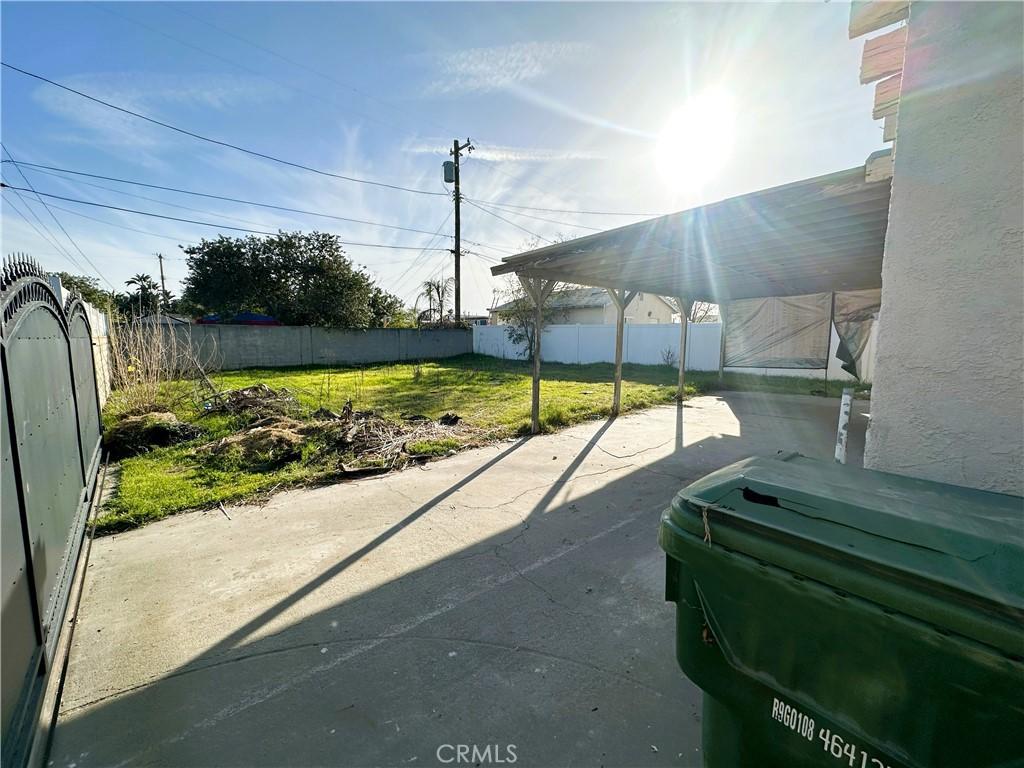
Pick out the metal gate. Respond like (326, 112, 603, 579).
(1, 256, 102, 766)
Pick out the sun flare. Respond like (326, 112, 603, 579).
(654, 87, 737, 192)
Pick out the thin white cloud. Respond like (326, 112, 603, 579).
(32, 71, 287, 149)
(428, 41, 590, 95)
(404, 140, 604, 163)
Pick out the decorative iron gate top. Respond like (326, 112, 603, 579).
(1, 253, 83, 337)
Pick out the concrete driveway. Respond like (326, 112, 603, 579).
(52, 392, 867, 768)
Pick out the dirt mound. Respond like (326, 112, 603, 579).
(106, 412, 201, 459)
(198, 418, 306, 468)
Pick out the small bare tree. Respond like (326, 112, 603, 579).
(690, 301, 719, 323)
(494, 234, 577, 359)
(495, 277, 557, 360)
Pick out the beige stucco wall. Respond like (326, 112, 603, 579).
(623, 293, 676, 324)
(492, 293, 675, 326)
(490, 305, 607, 325)
(559, 306, 607, 325)
(598, 293, 675, 324)
(864, 2, 1024, 494)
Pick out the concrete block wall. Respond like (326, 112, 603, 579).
(83, 302, 112, 407)
(162, 325, 472, 370)
(864, 2, 1024, 494)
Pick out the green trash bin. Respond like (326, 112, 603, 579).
(658, 453, 1024, 768)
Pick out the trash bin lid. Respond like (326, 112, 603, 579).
(667, 453, 1024, 648)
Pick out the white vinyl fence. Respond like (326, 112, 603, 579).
(474, 322, 875, 382)
(474, 323, 721, 369)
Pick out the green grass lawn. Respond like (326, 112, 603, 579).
(97, 354, 865, 533)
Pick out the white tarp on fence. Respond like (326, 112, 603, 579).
(473, 322, 875, 382)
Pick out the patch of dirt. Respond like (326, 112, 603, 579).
(106, 412, 201, 459)
(198, 419, 306, 468)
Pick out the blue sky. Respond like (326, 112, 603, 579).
(1, 1, 882, 314)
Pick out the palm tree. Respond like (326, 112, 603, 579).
(419, 277, 453, 324)
(126, 273, 159, 316)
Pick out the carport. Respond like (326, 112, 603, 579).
(490, 166, 891, 433)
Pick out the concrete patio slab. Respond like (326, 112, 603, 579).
(51, 392, 867, 768)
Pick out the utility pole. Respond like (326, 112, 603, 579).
(156, 253, 167, 312)
(449, 138, 473, 321)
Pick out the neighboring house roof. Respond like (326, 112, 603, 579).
(491, 287, 626, 313)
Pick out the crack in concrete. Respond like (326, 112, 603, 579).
(114, 507, 651, 765)
(491, 546, 594, 618)
(562, 432, 677, 460)
(457, 464, 636, 512)
(61, 623, 687, 716)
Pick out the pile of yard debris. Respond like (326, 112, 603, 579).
(195, 385, 473, 475)
(202, 383, 300, 418)
(105, 383, 473, 478)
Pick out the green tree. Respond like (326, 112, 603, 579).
(56, 272, 111, 309)
(180, 231, 405, 328)
(385, 306, 419, 329)
(125, 273, 159, 316)
(155, 286, 179, 313)
(367, 286, 406, 328)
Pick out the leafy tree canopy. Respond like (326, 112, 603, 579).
(56, 272, 179, 317)
(57, 272, 110, 308)
(180, 231, 405, 328)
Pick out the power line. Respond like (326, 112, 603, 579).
(468, 197, 663, 217)
(463, 198, 552, 245)
(0, 184, 454, 251)
(1, 187, 87, 270)
(26, 166, 306, 232)
(43, 201, 195, 246)
(389, 210, 453, 297)
(1, 64, 660, 220)
(163, 6, 648, 224)
(1, 62, 447, 198)
(4, 161, 452, 237)
(6, 160, 518, 263)
(461, 238, 517, 256)
(2, 154, 88, 272)
(463, 249, 501, 265)
(3, 161, 527, 256)
(170, 5, 444, 137)
(1, 173, 83, 266)
(98, 3, 413, 139)
(460, 151, 590, 215)
(465, 197, 601, 232)
(1, 146, 114, 287)
(403, 251, 450, 304)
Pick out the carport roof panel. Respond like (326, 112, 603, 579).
(490, 166, 891, 302)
